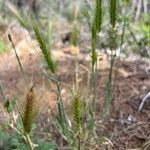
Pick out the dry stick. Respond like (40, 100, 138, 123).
(138, 91, 150, 112)
(8, 34, 27, 87)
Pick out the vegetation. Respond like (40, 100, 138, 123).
(0, 0, 150, 149)
(0, 39, 7, 53)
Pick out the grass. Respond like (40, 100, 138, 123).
(0, 0, 120, 149)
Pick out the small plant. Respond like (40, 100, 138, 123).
(70, 88, 84, 150)
(88, 0, 102, 138)
(18, 85, 41, 150)
(102, 0, 118, 119)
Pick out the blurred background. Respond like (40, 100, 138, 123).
(0, 0, 149, 57)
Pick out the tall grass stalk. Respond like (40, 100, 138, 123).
(88, 0, 102, 139)
(71, 91, 82, 150)
(102, 54, 115, 119)
(71, 0, 79, 90)
(43, 72, 70, 140)
(33, 25, 68, 134)
(71, 0, 78, 47)
(6, 35, 37, 150)
(110, 0, 117, 28)
(18, 85, 40, 150)
(55, 80, 68, 129)
(68, 82, 87, 150)
(8, 34, 27, 87)
(112, 1, 130, 97)
(113, 17, 127, 98)
(33, 25, 56, 74)
(95, 0, 102, 32)
(102, 0, 117, 119)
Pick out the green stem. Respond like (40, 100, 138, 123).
(102, 51, 115, 119)
(56, 81, 66, 120)
(43, 73, 67, 127)
(78, 134, 81, 150)
(113, 17, 126, 94)
(75, 54, 79, 91)
(92, 61, 97, 112)
(25, 134, 34, 150)
(88, 56, 97, 139)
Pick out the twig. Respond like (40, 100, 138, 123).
(138, 92, 150, 112)
(8, 34, 27, 87)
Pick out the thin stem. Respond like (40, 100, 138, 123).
(56, 80, 67, 124)
(9, 123, 22, 135)
(113, 17, 126, 94)
(43, 72, 67, 126)
(78, 134, 81, 150)
(75, 54, 79, 90)
(8, 34, 27, 87)
(25, 134, 34, 150)
(88, 54, 97, 139)
(0, 82, 6, 101)
(102, 53, 115, 119)
(92, 61, 97, 112)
